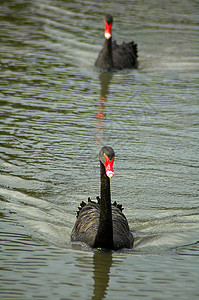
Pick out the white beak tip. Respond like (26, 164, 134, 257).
(106, 171, 114, 178)
(105, 32, 111, 39)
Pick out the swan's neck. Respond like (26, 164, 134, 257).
(102, 38, 113, 70)
(93, 161, 114, 249)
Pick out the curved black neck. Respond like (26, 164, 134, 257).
(93, 161, 114, 249)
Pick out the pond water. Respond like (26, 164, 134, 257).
(0, 0, 199, 299)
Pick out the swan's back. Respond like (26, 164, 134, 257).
(95, 41, 138, 70)
(112, 40, 138, 69)
(71, 200, 134, 250)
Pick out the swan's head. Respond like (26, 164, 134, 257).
(99, 146, 115, 178)
(104, 14, 113, 40)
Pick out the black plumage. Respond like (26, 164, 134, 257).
(71, 146, 134, 250)
(95, 15, 138, 71)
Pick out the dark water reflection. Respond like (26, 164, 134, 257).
(92, 252, 113, 300)
(95, 72, 113, 145)
(1, 0, 199, 299)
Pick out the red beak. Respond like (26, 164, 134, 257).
(104, 21, 112, 39)
(104, 153, 114, 178)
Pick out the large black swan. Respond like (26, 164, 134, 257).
(71, 146, 134, 250)
(95, 14, 138, 71)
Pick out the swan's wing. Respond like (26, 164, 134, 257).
(71, 203, 100, 247)
(112, 205, 134, 250)
(112, 40, 138, 69)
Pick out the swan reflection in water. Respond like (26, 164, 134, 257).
(92, 251, 113, 300)
(75, 251, 113, 300)
(95, 72, 113, 145)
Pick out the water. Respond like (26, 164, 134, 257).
(0, 0, 199, 299)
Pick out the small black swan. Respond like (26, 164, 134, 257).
(95, 14, 138, 71)
(71, 146, 134, 250)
